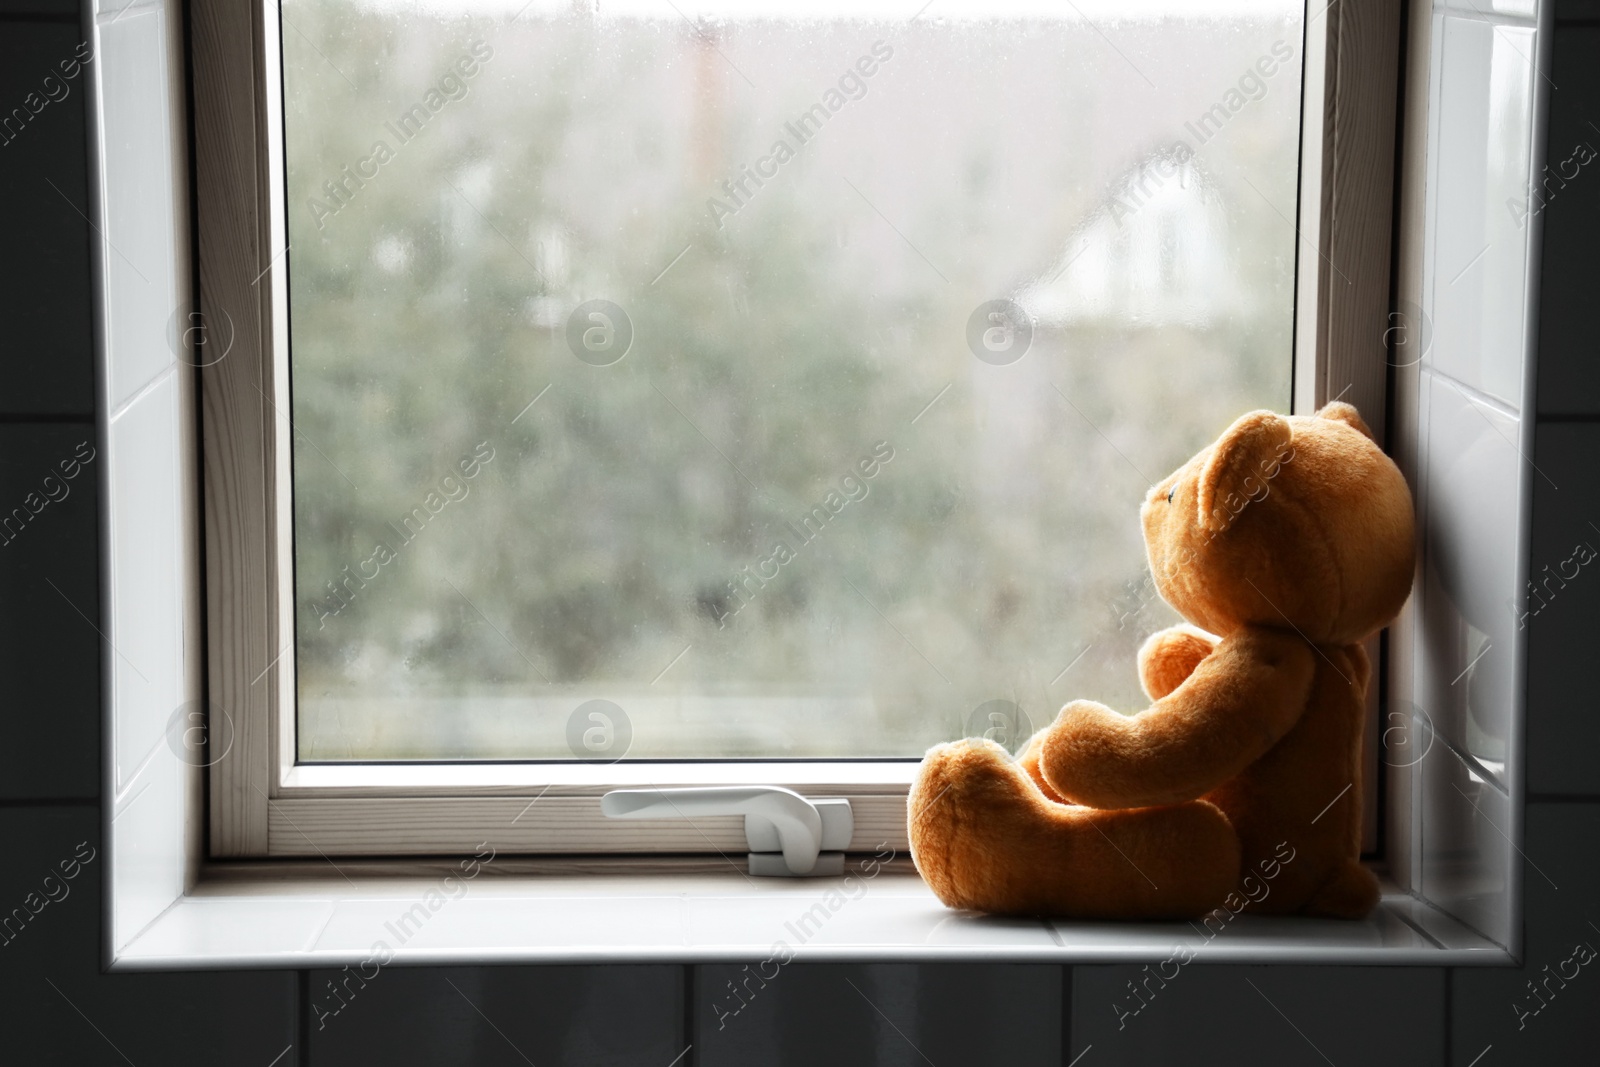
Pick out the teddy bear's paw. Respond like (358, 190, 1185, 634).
(1035, 699, 1137, 808)
(1014, 727, 1068, 804)
(1137, 625, 1218, 700)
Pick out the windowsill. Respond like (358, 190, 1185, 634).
(108, 871, 1512, 970)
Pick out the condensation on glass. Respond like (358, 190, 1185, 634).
(280, 0, 1305, 761)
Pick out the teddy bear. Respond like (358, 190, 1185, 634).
(908, 403, 1414, 920)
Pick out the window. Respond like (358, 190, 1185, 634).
(198, 0, 1388, 860)
(100, 0, 1541, 967)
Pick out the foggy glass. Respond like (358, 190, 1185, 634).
(282, 0, 1304, 761)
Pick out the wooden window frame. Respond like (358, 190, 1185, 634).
(195, 0, 1402, 860)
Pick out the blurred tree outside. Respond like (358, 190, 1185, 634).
(282, 1, 1301, 760)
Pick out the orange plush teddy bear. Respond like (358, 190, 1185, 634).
(908, 403, 1414, 920)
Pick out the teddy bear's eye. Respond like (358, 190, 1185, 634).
(1166, 485, 1176, 504)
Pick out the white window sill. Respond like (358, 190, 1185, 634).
(109, 872, 1510, 970)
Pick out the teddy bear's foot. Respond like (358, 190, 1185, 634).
(909, 739, 1242, 919)
(1300, 858, 1380, 919)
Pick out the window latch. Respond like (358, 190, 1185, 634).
(600, 786, 853, 876)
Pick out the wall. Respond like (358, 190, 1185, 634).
(0, 0, 1596, 1063)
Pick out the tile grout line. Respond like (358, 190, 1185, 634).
(297, 969, 311, 1066)
(682, 962, 695, 1067)
(1062, 962, 1075, 1066)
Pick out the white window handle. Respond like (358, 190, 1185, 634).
(600, 786, 853, 876)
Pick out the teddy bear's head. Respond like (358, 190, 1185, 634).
(1142, 402, 1414, 647)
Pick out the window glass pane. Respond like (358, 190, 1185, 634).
(283, 0, 1303, 761)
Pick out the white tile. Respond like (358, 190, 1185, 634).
(109, 370, 185, 795)
(1415, 371, 1521, 769)
(1421, 740, 1516, 948)
(95, 0, 165, 25)
(99, 7, 182, 412)
(95, 0, 196, 960)
(109, 756, 187, 950)
(1046, 899, 1487, 961)
(684, 886, 1056, 954)
(1381, 891, 1504, 952)
(120, 897, 338, 965)
(106, 372, 193, 950)
(311, 892, 690, 960)
(1426, 16, 1537, 407)
(1437, 0, 1539, 20)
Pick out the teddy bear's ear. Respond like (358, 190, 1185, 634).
(1316, 400, 1376, 441)
(1197, 410, 1293, 534)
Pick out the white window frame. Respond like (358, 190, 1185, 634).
(95, 0, 1545, 967)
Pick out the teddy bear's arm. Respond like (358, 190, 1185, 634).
(1038, 627, 1315, 810)
(1137, 625, 1219, 701)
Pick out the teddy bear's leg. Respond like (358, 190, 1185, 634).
(909, 739, 1242, 919)
(1299, 858, 1380, 919)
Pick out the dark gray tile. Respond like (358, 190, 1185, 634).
(0, 23, 94, 416)
(309, 963, 683, 1066)
(1452, 802, 1600, 1064)
(0, 805, 297, 1066)
(1536, 28, 1600, 418)
(0, 424, 99, 799)
(0, 1, 80, 18)
(1525, 422, 1600, 796)
(697, 963, 1061, 1067)
(1072, 963, 1444, 1065)
(1557, 0, 1600, 21)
